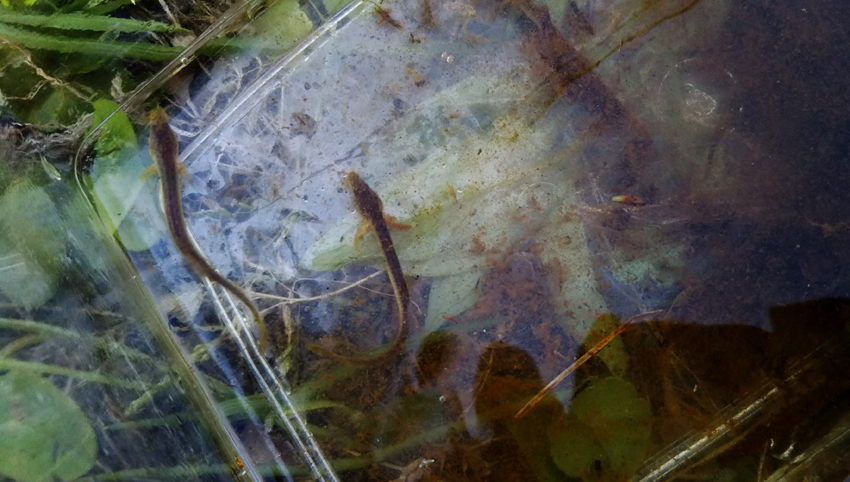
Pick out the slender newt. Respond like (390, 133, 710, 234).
(308, 172, 410, 365)
(148, 107, 267, 354)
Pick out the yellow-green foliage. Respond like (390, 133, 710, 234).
(248, 0, 313, 54)
(549, 376, 652, 481)
(0, 180, 63, 308)
(89, 99, 137, 164)
(0, 370, 97, 482)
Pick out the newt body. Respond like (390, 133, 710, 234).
(308, 172, 409, 365)
(148, 107, 267, 353)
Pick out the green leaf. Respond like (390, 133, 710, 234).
(0, 0, 38, 10)
(0, 22, 183, 60)
(323, 0, 349, 16)
(0, 370, 97, 482)
(0, 11, 187, 33)
(423, 270, 482, 332)
(0, 244, 57, 309)
(0, 179, 63, 308)
(87, 100, 163, 250)
(582, 314, 629, 378)
(550, 376, 652, 481)
(27, 87, 85, 125)
(90, 99, 136, 160)
(547, 418, 604, 479)
(249, 0, 313, 54)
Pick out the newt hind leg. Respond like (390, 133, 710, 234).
(141, 160, 190, 181)
(353, 220, 374, 250)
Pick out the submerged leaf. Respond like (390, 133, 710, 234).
(0, 245, 57, 309)
(305, 76, 572, 277)
(582, 314, 629, 378)
(305, 75, 608, 334)
(423, 270, 482, 331)
(248, 0, 313, 54)
(549, 376, 652, 481)
(87, 101, 160, 250)
(323, 0, 348, 15)
(0, 370, 97, 482)
(0, 179, 63, 308)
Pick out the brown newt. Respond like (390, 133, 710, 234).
(308, 172, 410, 365)
(148, 107, 267, 354)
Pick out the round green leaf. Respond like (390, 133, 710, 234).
(550, 376, 652, 480)
(0, 370, 97, 482)
(0, 180, 63, 309)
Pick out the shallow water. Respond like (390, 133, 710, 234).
(71, 0, 850, 479)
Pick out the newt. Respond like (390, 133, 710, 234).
(308, 172, 410, 365)
(148, 107, 267, 354)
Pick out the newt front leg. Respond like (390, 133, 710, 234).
(149, 107, 267, 354)
(308, 172, 410, 365)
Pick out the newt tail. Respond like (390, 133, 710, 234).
(307, 172, 409, 365)
(148, 107, 267, 354)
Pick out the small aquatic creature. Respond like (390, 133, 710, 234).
(148, 107, 267, 354)
(308, 172, 411, 364)
(374, 4, 403, 29)
(612, 195, 645, 206)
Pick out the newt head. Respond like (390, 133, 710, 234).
(149, 106, 170, 126)
(148, 107, 178, 161)
(343, 171, 361, 191)
(345, 171, 383, 217)
(145, 106, 188, 180)
(345, 171, 411, 249)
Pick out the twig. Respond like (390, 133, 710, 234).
(514, 310, 662, 419)
(252, 271, 384, 303)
